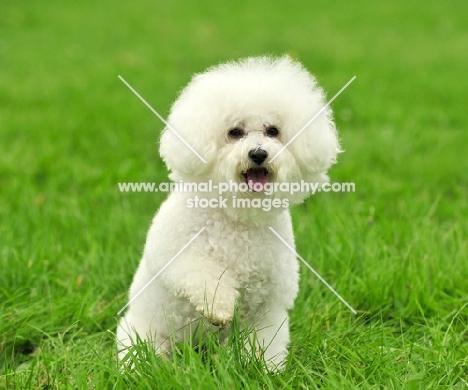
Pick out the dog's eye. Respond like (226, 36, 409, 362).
(266, 126, 279, 137)
(228, 128, 244, 138)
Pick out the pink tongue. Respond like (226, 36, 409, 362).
(247, 169, 268, 191)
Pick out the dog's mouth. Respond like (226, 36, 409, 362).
(242, 168, 269, 192)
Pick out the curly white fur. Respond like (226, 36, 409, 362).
(117, 55, 340, 370)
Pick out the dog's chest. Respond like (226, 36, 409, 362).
(204, 214, 278, 290)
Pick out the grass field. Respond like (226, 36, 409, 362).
(1, 0, 468, 388)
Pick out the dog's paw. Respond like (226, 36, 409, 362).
(208, 309, 233, 327)
(196, 302, 234, 327)
(195, 291, 238, 327)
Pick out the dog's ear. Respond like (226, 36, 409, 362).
(159, 124, 217, 180)
(159, 72, 227, 180)
(288, 105, 342, 183)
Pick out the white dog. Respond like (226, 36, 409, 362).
(117, 55, 340, 370)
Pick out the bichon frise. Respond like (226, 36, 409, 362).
(117, 55, 340, 370)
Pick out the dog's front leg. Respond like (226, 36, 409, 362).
(156, 254, 239, 326)
(248, 308, 290, 371)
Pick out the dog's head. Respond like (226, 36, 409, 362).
(160, 56, 341, 204)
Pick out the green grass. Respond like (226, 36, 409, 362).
(1, 0, 468, 388)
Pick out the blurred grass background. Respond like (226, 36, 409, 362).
(1, 0, 467, 388)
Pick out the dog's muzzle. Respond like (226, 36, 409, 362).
(243, 148, 269, 191)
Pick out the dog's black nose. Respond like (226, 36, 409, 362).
(248, 148, 268, 165)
